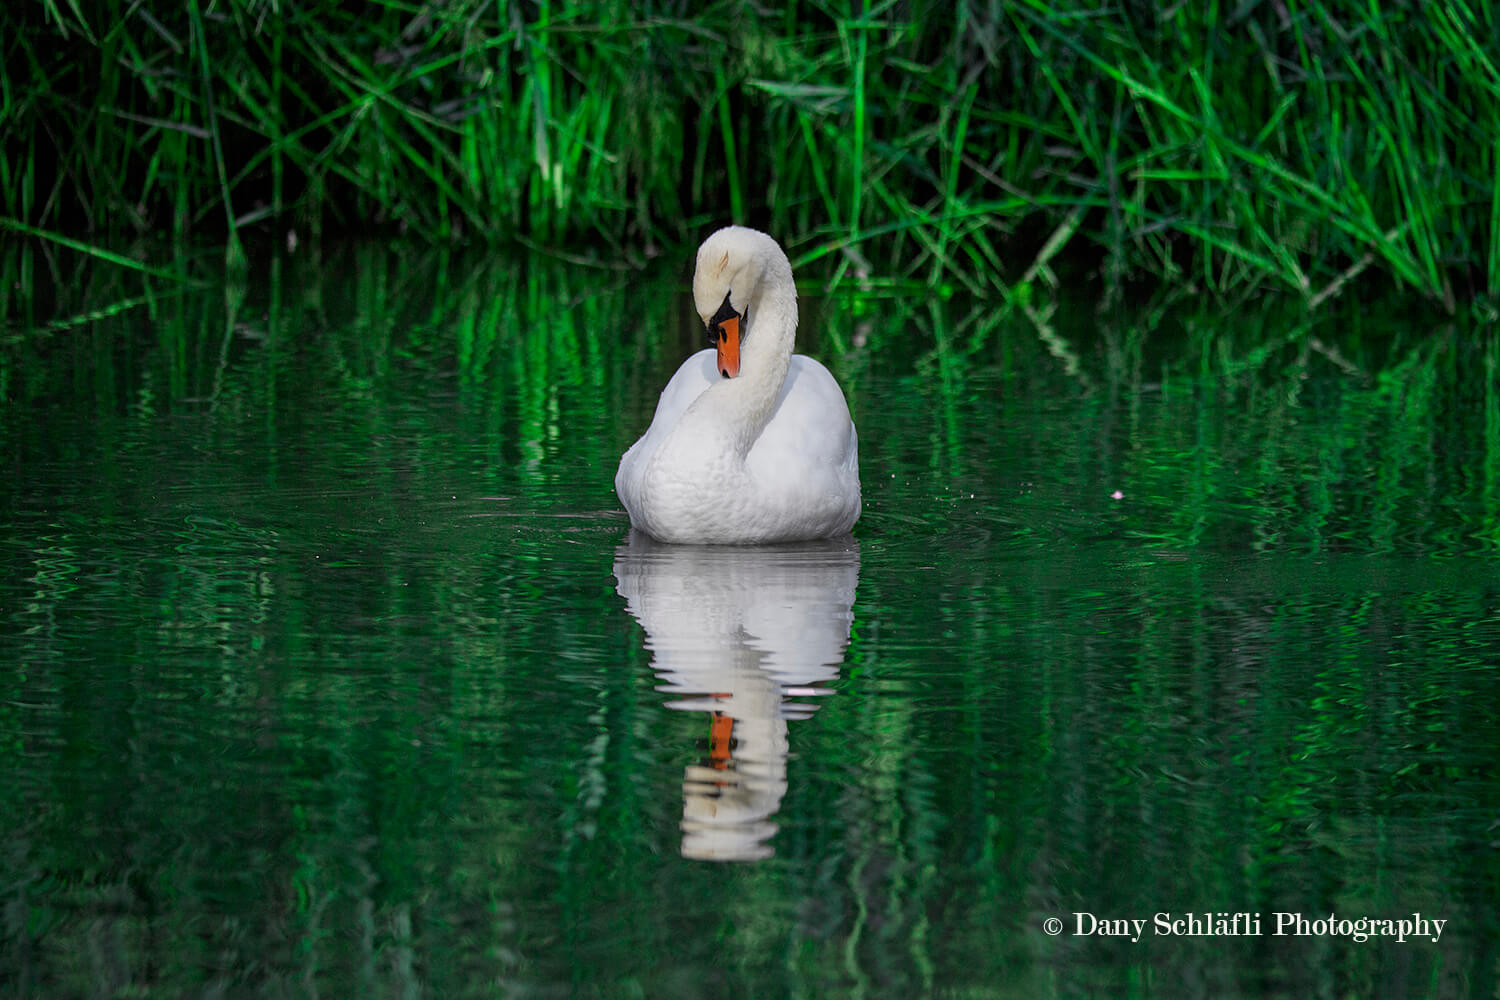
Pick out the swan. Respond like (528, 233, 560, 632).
(615, 226, 861, 544)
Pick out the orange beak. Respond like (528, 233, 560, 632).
(715, 315, 741, 379)
(709, 711, 735, 770)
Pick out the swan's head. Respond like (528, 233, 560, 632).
(692, 226, 790, 380)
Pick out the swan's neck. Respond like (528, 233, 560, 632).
(698, 270, 797, 457)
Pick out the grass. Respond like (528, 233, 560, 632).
(3, 0, 1498, 320)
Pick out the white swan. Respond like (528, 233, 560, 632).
(615, 226, 861, 544)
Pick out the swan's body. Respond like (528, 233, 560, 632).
(615, 226, 861, 544)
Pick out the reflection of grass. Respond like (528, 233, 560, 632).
(6, 241, 1492, 556)
(1140, 329, 1499, 555)
(3, 245, 1495, 999)
(5, 1, 1497, 310)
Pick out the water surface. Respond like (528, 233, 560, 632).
(3, 245, 1498, 998)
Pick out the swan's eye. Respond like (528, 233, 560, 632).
(709, 291, 739, 330)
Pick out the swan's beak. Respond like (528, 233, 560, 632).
(714, 315, 741, 379)
(708, 291, 743, 379)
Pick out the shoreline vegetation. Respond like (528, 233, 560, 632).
(3, 1, 1497, 317)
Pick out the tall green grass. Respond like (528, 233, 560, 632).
(4, 0, 1497, 312)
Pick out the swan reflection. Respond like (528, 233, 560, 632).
(613, 532, 860, 861)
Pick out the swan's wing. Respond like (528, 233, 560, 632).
(756, 355, 857, 469)
(650, 349, 720, 429)
(616, 349, 719, 507)
(746, 355, 861, 533)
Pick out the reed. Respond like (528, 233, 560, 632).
(3, 0, 1496, 316)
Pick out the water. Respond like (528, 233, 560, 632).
(2, 245, 1498, 998)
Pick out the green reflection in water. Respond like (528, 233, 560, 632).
(2, 244, 1498, 998)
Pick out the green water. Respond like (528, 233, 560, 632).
(3, 245, 1498, 998)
